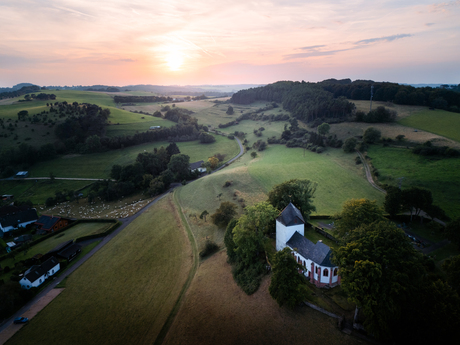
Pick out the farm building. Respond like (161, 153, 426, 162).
(149, 125, 161, 130)
(189, 160, 207, 173)
(276, 203, 340, 288)
(44, 240, 81, 262)
(0, 206, 38, 237)
(15, 171, 28, 178)
(19, 256, 60, 290)
(35, 215, 69, 234)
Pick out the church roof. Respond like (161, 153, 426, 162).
(287, 231, 335, 267)
(276, 202, 305, 226)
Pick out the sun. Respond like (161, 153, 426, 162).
(166, 52, 184, 71)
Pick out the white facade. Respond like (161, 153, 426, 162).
(276, 220, 303, 251)
(20, 261, 60, 290)
(289, 249, 339, 285)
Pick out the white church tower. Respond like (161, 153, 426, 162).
(276, 202, 305, 251)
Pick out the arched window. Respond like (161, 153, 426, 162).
(333, 268, 338, 276)
(323, 269, 328, 277)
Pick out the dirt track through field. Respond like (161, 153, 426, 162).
(0, 289, 64, 345)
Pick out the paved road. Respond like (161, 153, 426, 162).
(0, 136, 245, 334)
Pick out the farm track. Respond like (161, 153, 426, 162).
(0, 136, 245, 342)
(356, 150, 387, 194)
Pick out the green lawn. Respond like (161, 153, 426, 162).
(0, 180, 90, 204)
(398, 109, 460, 143)
(367, 145, 460, 219)
(7, 195, 193, 345)
(0, 222, 114, 270)
(28, 135, 239, 178)
(178, 144, 384, 247)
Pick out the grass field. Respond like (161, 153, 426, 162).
(178, 144, 384, 249)
(367, 145, 460, 219)
(8, 195, 193, 345)
(27, 134, 239, 178)
(0, 90, 177, 151)
(164, 250, 362, 345)
(398, 109, 460, 143)
(0, 222, 113, 270)
(0, 179, 91, 204)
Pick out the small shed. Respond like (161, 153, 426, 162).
(15, 171, 29, 178)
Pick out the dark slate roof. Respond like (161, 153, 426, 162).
(48, 240, 74, 255)
(189, 160, 205, 170)
(0, 208, 38, 228)
(58, 243, 82, 260)
(276, 202, 305, 226)
(24, 257, 59, 283)
(287, 231, 335, 267)
(35, 215, 61, 230)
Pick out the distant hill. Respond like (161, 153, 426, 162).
(0, 83, 36, 93)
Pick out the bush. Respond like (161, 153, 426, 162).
(199, 239, 219, 258)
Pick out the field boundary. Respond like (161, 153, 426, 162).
(356, 150, 387, 194)
(153, 190, 199, 345)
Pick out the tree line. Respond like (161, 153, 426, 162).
(0, 85, 41, 100)
(319, 78, 460, 112)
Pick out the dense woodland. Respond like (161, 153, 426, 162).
(319, 79, 460, 112)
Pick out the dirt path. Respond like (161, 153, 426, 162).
(0, 289, 64, 345)
(356, 150, 387, 194)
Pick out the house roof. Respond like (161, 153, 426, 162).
(35, 215, 61, 230)
(58, 243, 82, 260)
(0, 208, 38, 228)
(287, 231, 335, 267)
(189, 160, 205, 170)
(23, 256, 59, 283)
(0, 205, 30, 216)
(48, 240, 74, 255)
(276, 202, 305, 226)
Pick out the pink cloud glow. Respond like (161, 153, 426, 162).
(0, 0, 459, 86)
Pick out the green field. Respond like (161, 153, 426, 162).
(178, 144, 384, 248)
(0, 180, 91, 204)
(8, 195, 192, 345)
(367, 145, 460, 219)
(0, 222, 113, 270)
(398, 109, 460, 143)
(27, 134, 239, 178)
(0, 90, 176, 151)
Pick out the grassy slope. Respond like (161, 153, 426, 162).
(179, 145, 384, 248)
(8, 195, 192, 345)
(28, 134, 239, 178)
(0, 180, 90, 204)
(0, 222, 112, 269)
(164, 251, 362, 345)
(0, 91, 177, 151)
(398, 109, 460, 143)
(367, 145, 460, 219)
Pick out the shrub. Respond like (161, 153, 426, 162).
(199, 239, 219, 258)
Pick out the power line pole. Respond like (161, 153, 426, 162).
(370, 85, 374, 112)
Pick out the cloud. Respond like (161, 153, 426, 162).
(299, 45, 326, 51)
(355, 34, 412, 45)
(430, 0, 460, 13)
(285, 34, 413, 60)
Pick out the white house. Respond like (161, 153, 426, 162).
(20, 257, 60, 290)
(276, 203, 340, 288)
(0, 206, 38, 237)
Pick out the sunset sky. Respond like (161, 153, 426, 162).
(1, 0, 459, 87)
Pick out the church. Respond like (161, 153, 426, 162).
(276, 203, 340, 288)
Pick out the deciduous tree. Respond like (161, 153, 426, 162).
(211, 201, 238, 227)
(268, 179, 316, 220)
(334, 199, 385, 242)
(269, 247, 309, 308)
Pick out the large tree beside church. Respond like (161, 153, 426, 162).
(268, 179, 316, 219)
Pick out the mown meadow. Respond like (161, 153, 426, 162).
(398, 108, 460, 143)
(8, 195, 193, 345)
(367, 145, 460, 219)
